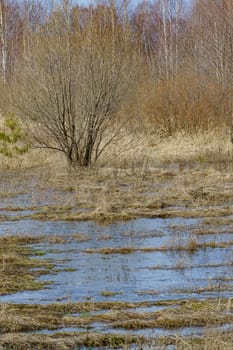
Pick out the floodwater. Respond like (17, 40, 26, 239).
(0, 171, 233, 345)
(1, 216, 232, 305)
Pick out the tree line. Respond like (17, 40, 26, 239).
(0, 0, 233, 166)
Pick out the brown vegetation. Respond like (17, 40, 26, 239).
(0, 298, 232, 349)
(0, 235, 53, 295)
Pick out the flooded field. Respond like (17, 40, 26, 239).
(0, 216, 232, 305)
(0, 167, 232, 349)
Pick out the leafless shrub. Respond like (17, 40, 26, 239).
(14, 1, 136, 167)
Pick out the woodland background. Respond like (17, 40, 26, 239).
(0, 0, 233, 167)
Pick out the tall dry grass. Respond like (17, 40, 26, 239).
(0, 126, 232, 172)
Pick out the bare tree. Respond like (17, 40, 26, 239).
(14, 1, 136, 167)
(188, 0, 233, 131)
(157, 0, 185, 79)
(0, 0, 7, 82)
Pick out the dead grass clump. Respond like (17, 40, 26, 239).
(0, 332, 145, 350)
(100, 290, 122, 297)
(71, 233, 90, 242)
(23, 204, 233, 223)
(0, 298, 231, 348)
(203, 241, 233, 248)
(185, 237, 199, 251)
(164, 236, 233, 252)
(85, 238, 232, 256)
(29, 208, 137, 223)
(97, 234, 112, 240)
(48, 236, 71, 244)
(111, 318, 156, 329)
(191, 226, 233, 235)
(85, 247, 136, 254)
(10, 300, 164, 316)
(108, 299, 233, 330)
(137, 290, 160, 295)
(203, 217, 233, 226)
(162, 236, 199, 252)
(3, 156, 233, 225)
(0, 235, 53, 295)
(176, 329, 233, 350)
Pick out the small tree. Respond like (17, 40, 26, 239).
(0, 113, 30, 157)
(14, 1, 136, 167)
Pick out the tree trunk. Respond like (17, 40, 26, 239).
(0, 0, 7, 82)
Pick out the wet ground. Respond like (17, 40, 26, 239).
(0, 168, 232, 349)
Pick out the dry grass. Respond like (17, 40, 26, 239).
(100, 290, 122, 297)
(0, 332, 145, 350)
(0, 235, 54, 295)
(0, 148, 67, 170)
(1, 298, 232, 332)
(0, 129, 233, 225)
(84, 239, 233, 255)
(5, 205, 233, 224)
(8, 160, 232, 225)
(151, 129, 233, 166)
(0, 298, 232, 349)
(85, 247, 137, 254)
(202, 217, 233, 226)
(71, 233, 91, 242)
(176, 330, 233, 350)
(1, 128, 232, 171)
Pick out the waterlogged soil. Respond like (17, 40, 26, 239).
(0, 166, 233, 349)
